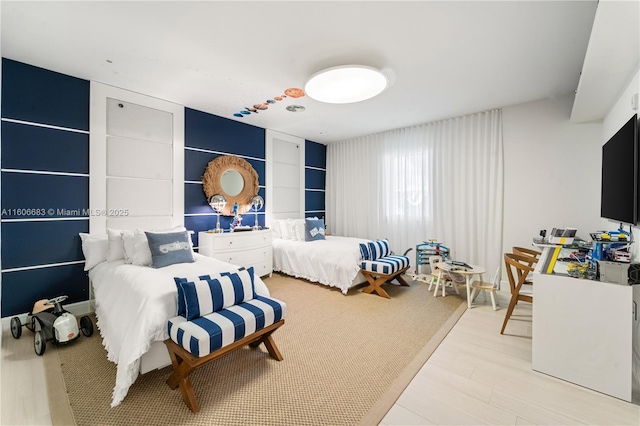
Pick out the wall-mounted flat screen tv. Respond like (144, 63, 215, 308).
(600, 114, 639, 224)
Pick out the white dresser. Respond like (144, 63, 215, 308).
(198, 229, 273, 277)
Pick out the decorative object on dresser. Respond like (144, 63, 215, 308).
(202, 155, 259, 216)
(199, 229, 273, 277)
(208, 194, 227, 233)
(250, 195, 264, 230)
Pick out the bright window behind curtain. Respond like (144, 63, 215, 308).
(326, 109, 503, 279)
(383, 150, 429, 222)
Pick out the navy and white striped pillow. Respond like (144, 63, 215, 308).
(359, 243, 372, 260)
(174, 267, 256, 320)
(368, 239, 390, 260)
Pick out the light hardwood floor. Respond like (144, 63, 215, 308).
(2, 295, 639, 425)
(381, 297, 640, 426)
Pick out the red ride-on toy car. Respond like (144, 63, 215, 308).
(10, 295, 93, 356)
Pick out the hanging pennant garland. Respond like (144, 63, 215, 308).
(233, 88, 305, 118)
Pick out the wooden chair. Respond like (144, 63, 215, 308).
(512, 246, 541, 261)
(428, 255, 451, 294)
(512, 246, 540, 284)
(500, 253, 535, 334)
(470, 267, 500, 310)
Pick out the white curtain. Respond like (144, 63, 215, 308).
(326, 109, 504, 280)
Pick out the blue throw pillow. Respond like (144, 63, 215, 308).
(174, 267, 256, 320)
(359, 243, 372, 260)
(368, 239, 390, 260)
(305, 218, 326, 241)
(145, 231, 194, 268)
(174, 274, 213, 317)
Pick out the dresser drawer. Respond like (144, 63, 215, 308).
(213, 247, 270, 267)
(198, 230, 273, 277)
(211, 231, 271, 251)
(252, 259, 273, 277)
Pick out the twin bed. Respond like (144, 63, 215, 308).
(272, 235, 370, 294)
(87, 222, 370, 407)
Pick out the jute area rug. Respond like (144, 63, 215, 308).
(44, 273, 465, 426)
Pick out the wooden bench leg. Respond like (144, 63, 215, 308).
(361, 265, 410, 298)
(165, 342, 200, 412)
(394, 273, 410, 287)
(164, 320, 285, 412)
(362, 271, 391, 298)
(262, 333, 283, 361)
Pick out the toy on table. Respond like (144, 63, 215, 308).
(10, 295, 93, 356)
(230, 202, 242, 231)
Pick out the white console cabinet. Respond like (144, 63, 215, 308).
(533, 272, 639, 402)
(198, 229, 272, 277)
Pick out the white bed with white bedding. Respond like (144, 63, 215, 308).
(272, 235, 370, 294)
(89, 253, 270, 407)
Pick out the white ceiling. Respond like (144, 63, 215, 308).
(571, 0, 640, 123)
(1, 1, 601, 143)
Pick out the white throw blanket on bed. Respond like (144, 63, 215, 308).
(90, 253, 270, 407)
(272, 235, 371, 294)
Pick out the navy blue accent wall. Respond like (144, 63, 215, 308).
(305, 140, 327, 169)
(304, 140, 327, 220)
(1, 122, 89, 173)
(185, 108, 265, 157)
(2, 173, 89, 219)
(184, 108, 266, 247)
(2, 264, 88, 316)
(1, 58, 90, 317)
(2, 58, 89, 131)
(2, 221, 87, 269)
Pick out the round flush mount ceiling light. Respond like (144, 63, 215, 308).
(304, 65, 388, 104)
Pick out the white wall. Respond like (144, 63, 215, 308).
(602, 66, 640, 401)
(502, 94, 603, 264)
(601, 67, 640, 259)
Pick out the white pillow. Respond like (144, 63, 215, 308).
(280, 219, 292, 240)
(121, 230, 136, 264)
(293, 219, 306, 241)
(271, 220, 282, 239)
(79, 233, 108, 271)
(131, 225, 190, 266)
(131, 229, 153, 266)
(106, 228, 125, 261)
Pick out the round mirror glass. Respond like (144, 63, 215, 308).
(220, 169, 244, 196)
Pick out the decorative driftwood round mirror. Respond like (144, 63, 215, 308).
(202, 155, 259, 216)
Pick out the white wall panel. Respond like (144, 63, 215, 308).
(272, 163, 300, 188)
(106, 98, 172, 144)
(272, 138, 301, 165)
(107, 178, 173, 216)
(265, 130, 305, 224)
(106, 216, 173, 231)
(272, 188, 300, 214)
(90, 82, 184, 234)
(107, 136, 172, 180)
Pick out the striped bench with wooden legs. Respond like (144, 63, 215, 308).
(360, 255, 411, 298)
(164, 315, 284, 412)
(165, 266, 287, 413)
